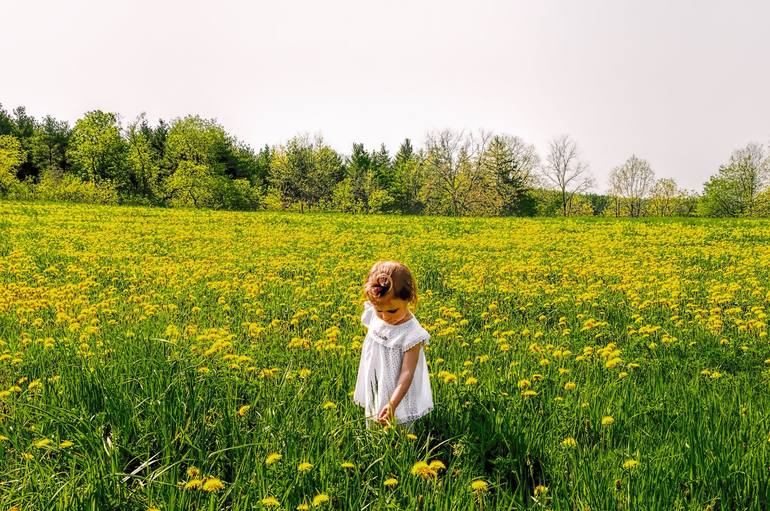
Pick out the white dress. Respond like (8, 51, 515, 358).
(353, 300, 434, 425)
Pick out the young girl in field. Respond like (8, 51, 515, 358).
(353, 260, 434, 433)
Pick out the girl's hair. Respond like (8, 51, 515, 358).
(363, 260, 418, 305)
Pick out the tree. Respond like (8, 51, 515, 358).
(698, 143, 770, 217)
(649, 178, 679, 216)
(539, 135, 594, 216)
(125, 113, 161, 199)
(480, 134, 539, 215)
(269, 134, 343, 212)
(607, 155, 656, 217)
(422, 129, 492, 216)
(391, 139, 428, 214)
(0, 135, 26, 195)
(67, 110, 130, 192)
(30, 115, 70, 173)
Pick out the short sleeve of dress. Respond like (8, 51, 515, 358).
(401, 325, 430, 353)
(361, 300, 374, 327)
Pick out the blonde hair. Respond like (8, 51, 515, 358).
(362, 260, 418, 306)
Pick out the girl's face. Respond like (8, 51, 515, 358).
(373, 297, 411, 325)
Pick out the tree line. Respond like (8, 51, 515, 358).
(1, 102, 768, 217)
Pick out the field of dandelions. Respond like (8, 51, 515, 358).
(1, 200, 769, 510)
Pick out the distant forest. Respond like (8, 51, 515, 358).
(1, 103, 768, 217)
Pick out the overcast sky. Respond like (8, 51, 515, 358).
(3, 0, 769, 192)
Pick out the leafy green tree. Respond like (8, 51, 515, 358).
(391, 139, 427, 214)
(481, 135, 539, 216)
(68, 110, 130, 193)
(698, 143, 769, 217)
(125, 113, 162, 200)
(0, 104, 15, 136)
(269, 134, 343, 212)
(30, 115, 70, 173)
(0, 135, 27, 196)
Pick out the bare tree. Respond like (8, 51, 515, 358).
(540, 135, 594, 216)
(607, 155, 655, 217)
(422, 129, 493, 216)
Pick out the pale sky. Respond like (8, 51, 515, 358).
(3, 0, 769, 192)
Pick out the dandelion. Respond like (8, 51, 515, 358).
(265, 452, 282, 465)
(521, 389, 538, 398)
(321, 401, 337, 410)
(261, 496, 280, 507)
(564, 381, 576, 391)
(384, 477, 398, 487)
(59, 440, 74, 448)
(470, 479, 489, 493)
(298, 461, 313, 472)
(406, 433, 417, 441)
(296, 504, 309, 511)
(0, 435, 9, 442)
(184, 479, 202, 490)
(22, 452, 34, 460)
(429, 460, 446, 471)
(311, 493, 330, 506)
(561, 437, 577, 448)
(622, 459, 639, 470)
(34, 438, 52, 449)
(710, 371, 722, 379)
(411, 461, 437, 479)
(237, 404, 251, 417)
(187, 466, 200, 478)
(465, 377, 478, 385)
(517, 379, 530, 389)
(601, 416, 614, 427)
(534, 484, 548, 497)
(201, 476, 224, 492)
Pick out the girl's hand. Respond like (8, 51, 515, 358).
(376, 402, 395, 425)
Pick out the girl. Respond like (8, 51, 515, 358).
(353, 260, 434, 433)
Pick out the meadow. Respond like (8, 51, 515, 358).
(0, 200, 769, 510)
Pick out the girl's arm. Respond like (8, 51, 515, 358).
(385, 343, 422, 412)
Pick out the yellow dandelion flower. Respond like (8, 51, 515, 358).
(384, 477, 399, 487)
(0, 435, 9, 442)
(22, 452, 34, 460)
(201, 476, 224, 492)
(187, 466, 200, 478)
(34, 438, 52, 449)
(470, 479, 489, 492)
(321, 401, 337, 410)
(298, 461, 313, 472)
(59, 440, 74, 448)
(561, 437, 577, 448)
(311, 493, 330, 506)
(521, 389, 538, 397)
(265, 452, 282, 465)
(601, 416, 614, 427)
(184, 479, 202, 490)
(406, 433, 417, 441)
(465, 377, 478, 385)
(517, 379, 530, 389)
(564, 381, 576, 391)
(341, 461, 355, 469)
(261, 496, 280, 507)
(411, 460, 437, 479)
(296, 504, 309, 511)
(710, 371, 722, 379)
(534, 484, 548, 496)
(237, 404, 251, 417)
(622, 459, 639, 470)
(429, 460, 446, 471)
